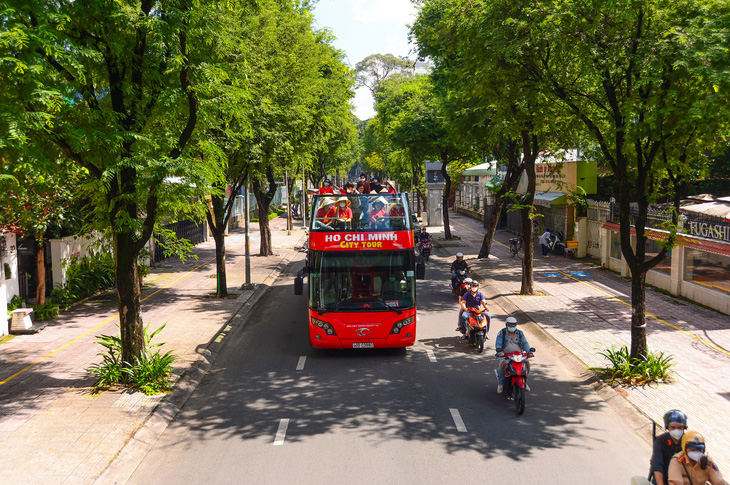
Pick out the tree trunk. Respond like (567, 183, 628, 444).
(35, 240, 46, 305)
(629, 270, 648, 359)
(520, 131, 537, 295)
(478, 196, 506, 259)
(115, 231, 145, 370)
(441, 151, 452, 239)
(213, 230, 227, 297)
(253, 166, 277, 256)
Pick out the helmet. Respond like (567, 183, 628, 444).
(681, 431, 706, 455)
(456, 252, 464, 258)
(470, 280, 479, 287)
(663, 410, 688, 430)
(464, 278, 473, 284)
(506, 316, 517, 325)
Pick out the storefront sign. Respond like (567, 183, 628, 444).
(687, 221, 730, 243)
(309, 231, 414, 251)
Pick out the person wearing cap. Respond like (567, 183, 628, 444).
(539, 228, 554, 257)
(650, 410, 689, 485)
(358, 173, 371, 194)
(667, 431, 727, 485)
(368, 196, 388, 226)
(450, 252, 470, 290)
(495, 316, 532, 393)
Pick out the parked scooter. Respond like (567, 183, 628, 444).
(451, 269, 469, 297)
(495, 348, 535, 415)
(464, 306, 490, 353)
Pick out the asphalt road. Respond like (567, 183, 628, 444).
(127, 252, 649, 485)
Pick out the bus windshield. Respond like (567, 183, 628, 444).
(309, 250, 416, 312)
(310, 194, 411, 232)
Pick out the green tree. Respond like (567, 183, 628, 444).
(355, 53, 415, 96)
(0, 154, 86, 304)
(522, 0, 730, 358)
(0, 1, 217, 364)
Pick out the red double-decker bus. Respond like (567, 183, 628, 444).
(294, 193, 424, 349)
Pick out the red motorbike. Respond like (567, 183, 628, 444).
(496, 349, 535, 415)
(451, 269, 468, 297)
(418, 239, 433, 261)
(464, 307, 490, 353)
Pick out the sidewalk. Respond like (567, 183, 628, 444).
(431, 212, 730, 469)
(0, 217, 306, 484)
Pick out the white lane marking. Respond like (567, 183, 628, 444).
(274, 419, 290, 446)
(426, 349, 437, 362)
(450, 408, 467, 433)
(296, 356, 306, 371)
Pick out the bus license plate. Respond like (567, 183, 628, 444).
(353, 342, 374, 348)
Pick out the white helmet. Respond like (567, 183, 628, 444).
(456, 252, 464, 258)
(464, 278, 473, 284)
(506, 317, 518, 325)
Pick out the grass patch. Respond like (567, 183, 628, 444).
(591, 344, 674, 386)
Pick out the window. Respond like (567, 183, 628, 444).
(309, 250, 416, 311)
(683, 248, 730, 294)
(310, 194, 410, 232)
(474, 176, 479, 182)
(610, 231, 622, 260)
(645, 238, 671, 275)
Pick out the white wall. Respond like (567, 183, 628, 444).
(49, 233, 99, 288)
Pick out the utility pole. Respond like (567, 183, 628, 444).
(285, 170, 292, 235)
(244, 183, 252, 289)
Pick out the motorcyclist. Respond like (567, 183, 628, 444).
(455, 277, 473, 333)
(650, 410, 688, 485)
(459, 280, 490, 339)
(417, 228, 432, 254)
(496, 317, 532, 393)
(450, 252, 469, 290)
(667, 431, 728, 485)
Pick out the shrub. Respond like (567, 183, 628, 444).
(7, 295, 25, 316)
(51, 252, 116, 308)
(594, 344, 674, 385)
(88, 323, 178, 395)
(33, 301, 60, 321)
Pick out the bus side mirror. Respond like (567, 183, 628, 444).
(416, 259, 426, 280)
(294, 276, 304, 295)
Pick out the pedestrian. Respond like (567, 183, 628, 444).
(539, 228, 553, 257)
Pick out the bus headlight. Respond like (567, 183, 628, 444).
(390, 316, 415, 334)
(311, 318, 337, 336)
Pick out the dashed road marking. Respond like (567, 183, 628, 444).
(450, 408, 467, 432)
(274, 419, 290, 446)
(296, 356, 306, 371)
(426, 349, 437, 362)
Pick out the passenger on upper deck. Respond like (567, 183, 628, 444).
(318, 179, 335, 195)
(368, 196, 388, 226)
(315, 197, 337, 226)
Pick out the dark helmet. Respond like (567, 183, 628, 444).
(663, 410, 688, 429)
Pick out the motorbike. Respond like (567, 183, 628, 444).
(464, 307, 490, 353)
(418, 239, 433, 261)
(548, 231, 566, 256)
(451, 269, 468, 296)
(495, 348, 535, 415)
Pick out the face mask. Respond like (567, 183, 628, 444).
(507, 326, 517, 333)
(471, 288, 478, 293)
(669, 429, 684, 441)
(389, 277, 395, 282)
(464, 285, 471, 291)
(687, 451, 704, 462)
(324, 183, 330, 186)
(339, 203, 346, 208)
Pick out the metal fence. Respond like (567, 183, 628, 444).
(152, 218, 205, 264)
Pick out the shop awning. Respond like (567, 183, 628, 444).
(533, 191, 566, 207)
